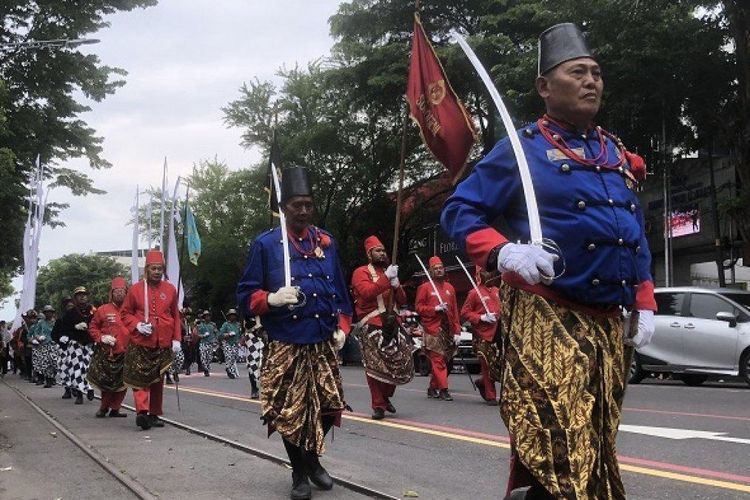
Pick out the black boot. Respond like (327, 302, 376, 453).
(148, 414, 165, 428)
(185, 366, 191, 375)
(35, 372, 45, 385)
(62, 387, 72, 399)
(136, 412, 151, 430)
(305, 451, 333, 490)
(249, 374, 259, 399)
(87, 389, 95, 401)
(44, 377, 53, 388)
(165, 374, 174, 385)
(74, 391, 83, 405)
(283, 439, 311, 500)
(173, 373, 179, 383)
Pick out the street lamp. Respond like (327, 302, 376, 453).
(0, 37, 99, 52)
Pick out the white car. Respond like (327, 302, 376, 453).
(630, 287, 750, 387)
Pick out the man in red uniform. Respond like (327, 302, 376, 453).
(415, 256, 461, 401)
(351, 235, 413, 420)
(121, 250, 182, 430)
(460, 268, 501, 405)
(88, 277, 130, 418)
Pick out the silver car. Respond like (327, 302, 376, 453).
(630, 287, 750, 387)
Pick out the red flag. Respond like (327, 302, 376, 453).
(406, 14, 476, 183)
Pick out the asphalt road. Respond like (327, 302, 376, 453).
(155, 363, 750, 499)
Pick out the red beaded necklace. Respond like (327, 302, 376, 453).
(288, 226, 319, 257)
(537, 114, 625, 169)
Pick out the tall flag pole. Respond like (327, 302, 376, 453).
(159, 157, 168, 249)
(405, 12, 477, 183)
(166, 177, 184, 307)
(131, 186, 140, 285)
(147, 192, 153, 250)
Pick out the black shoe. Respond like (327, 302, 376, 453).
(486, 399, 498, 406)
(427, 388, 439, 398)
(290, 471, 312, 500)
(250, 389, 260, 400)
(95, 409, 107, 418)
(438, 389, 453, 401)
(148, 414, 165, 428)
(185, 368, 191, 375)
(87, 389, 95, 401)
(385, 399, 396, 414)
(503, 486, 554, 500)
(136, 413, 151, 430)
(306, 453, 333, 491)
(74, 393, 83, 405)
(62, 388, 72, 399)
(165, 375, 174, 385)
(44, 378, 53, 388)
(204, 370, 210, 377)
(109, 409, 127, 418)
(475, 379, 487, 400)
(371, 407, 385, 420)
(173, 373, 179, 383)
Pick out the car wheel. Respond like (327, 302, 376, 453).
(628, 353, 646, 384)
(739, 349, 750, 388)
(680, 374, 708, 386)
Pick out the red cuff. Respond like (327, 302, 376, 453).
(249, 290, 270, 316)
(338, 314, 352, 334)
(466, 227, 508, 269)
(634, 280, 657, 311)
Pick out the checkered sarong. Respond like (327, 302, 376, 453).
(60, 341, 93, 393)
(245, 334, 264, 379)
(170, 349, 185, 375)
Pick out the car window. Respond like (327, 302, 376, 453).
(654, 293, 685, 316)
(688, 294, 733, 320)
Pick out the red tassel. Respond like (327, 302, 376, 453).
(625, 151, 647, 181)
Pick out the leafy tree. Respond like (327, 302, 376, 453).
(35, 253, 128, 310)
(0, 1, 157, 297)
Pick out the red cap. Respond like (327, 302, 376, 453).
(111, 277, 127, 290)
(428, 256, 443, 268)
(364, 235, 384, 255)
(145, 250, 164, 266)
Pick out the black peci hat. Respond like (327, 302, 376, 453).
(280, 165, 313, 204)
(538, 23, 594, 76)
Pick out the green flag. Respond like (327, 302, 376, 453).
(185, 205, 201, 265)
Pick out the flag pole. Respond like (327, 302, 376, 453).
(176, 181, 190, 305)
(390, 102, 409, 267)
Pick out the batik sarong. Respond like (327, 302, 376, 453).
(87, 346, 126, 392)
(260, 339, 345, 455)
(354, 323, 415, 386)
(499, 284, 629, 499)
(198, 342, 214, 373)
(473, 336, 503, 383)
(123, 344, 173, 390)
(60, 341, 93, 393)
(422, 327, 456, 359)
(38, 343, 58, 379)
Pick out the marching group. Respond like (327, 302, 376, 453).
(1, 23, 657, 500)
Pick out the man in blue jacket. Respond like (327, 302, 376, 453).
(442, 23, 656, 500)
(237, 165, 352, 500)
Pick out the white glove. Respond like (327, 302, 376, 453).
(136, 322, 153, 335)
(384, 265, 399, 280)
(31, 339, 39, 345)
(101, 334, 117, 346)
(171, 340, 182, 353)
(390, 277, 400, 288)
(480, 312, 497, 323)
(497, 243, 558, 285)
(59, 336, 69, 344)
(453, 334, 461, 345)
(74, 322, 88, 331)
(624, 310, 655, 349)
(333, 329, 346, 351)
(267, 286, 299, 307)
(434, 303, 447, 312)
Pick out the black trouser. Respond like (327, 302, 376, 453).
(23, 352, 33, 378)
(183, 344, 197, 370)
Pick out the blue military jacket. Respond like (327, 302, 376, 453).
(441, 120, 653, 308)
(237, 225, 352, 345)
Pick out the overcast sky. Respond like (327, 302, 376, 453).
(1, 0, 345, 319)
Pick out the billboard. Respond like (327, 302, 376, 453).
(668, 208, 701, 238)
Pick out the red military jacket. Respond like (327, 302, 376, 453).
(460, 285, 500, 342)
(89, 302, 130, 354)
(121, 280, 181, 349)
(351, 264, 407, 328)
(415, 280, 461, 336)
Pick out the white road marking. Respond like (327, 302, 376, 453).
(620, 424, 750, 445)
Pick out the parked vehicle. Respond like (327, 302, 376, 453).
(630, 287, 750, 387)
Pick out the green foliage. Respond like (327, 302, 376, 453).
(35, 253, 128, 310)
(0, 1, 157, 294)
